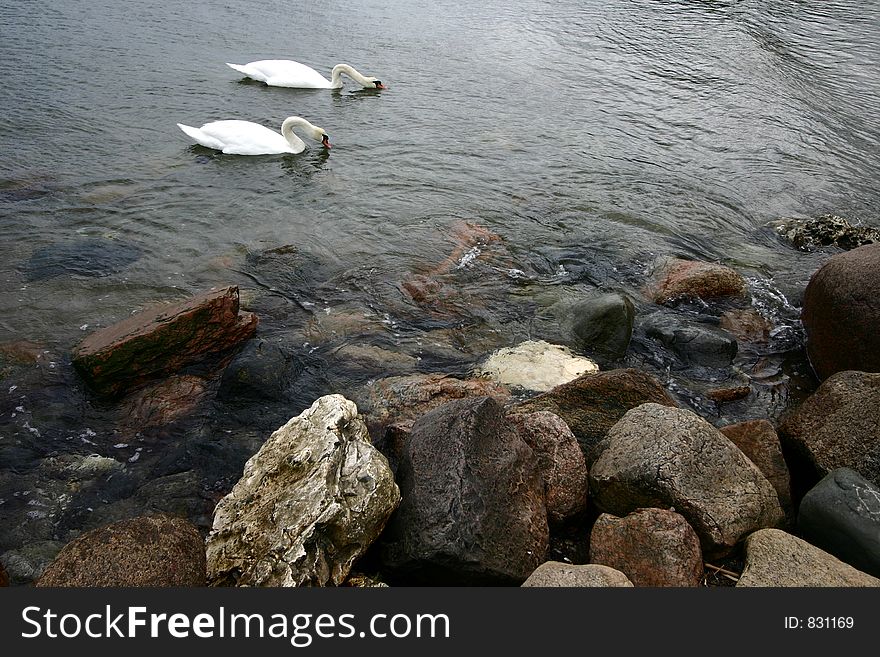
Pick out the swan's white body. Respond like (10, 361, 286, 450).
(226, 60, 384, 89)
(177, 116, 329, 155)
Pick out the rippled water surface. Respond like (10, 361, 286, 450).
(1, 0, 879, 581)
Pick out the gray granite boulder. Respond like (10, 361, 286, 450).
(381, 396, 548, 585)
(206, 395, 400, 587)
(737, 529, 880, 587)
(798, 468, 880, 578)
(522, 561, 633, 587)
(590, 404, 783, 556)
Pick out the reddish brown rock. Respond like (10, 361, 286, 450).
(72, 286, 257, 396)
(720, 420, 793, 523)
(0, 562, 8, 587)
(36, 514, 206, 587)
(589, 509, 704, 587)
(117, 374, 212, 430)
(778, 370, 880, 489)
(719, 308, 771, 343)
(801, 243, 880, 380)
(509, 411, 588, 525)
(0, 340, 46, 364)
(513, 369, 677, 466)
(358, 373, 510, 439)
(707, 385, 751, 403)
(646, 257, 747, 304)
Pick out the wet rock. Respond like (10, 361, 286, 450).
(72, 286, 258, 397)
(22, 238, 142, 281)
(381, 397, 548, 585)
(720, 420, 794, 524)
(797, 468, 880, 578)
(522, 562, 633, 587)
(475, 340, 598, 392)
(801, 244, 880, 380)
(773, 214, 880, 252)
(118, 374, 212, 429)
(357, 373, 510, 440)
(508, 411, 589, 525)
(332, 344, 419, 375)
(206, 395, 400, 587)
(778, 370, 880, 489)
(218, 339, 298, 401)
(0, 561, 7, 586)
(719, 308, 772, 344)
(590, 403, 784, 556)
(737, 529, 880, 587)
(0, 541, 65, 586)
(36, 515, 205, 587)
(645, 257, 747, 305)
(706, 383, 751, 403)
(552, 291, 635, 364)
(513, 369, 677, 466)
(589, 509, 703, 587)
(641, 312, 737, 368)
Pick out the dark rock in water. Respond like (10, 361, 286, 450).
(719, 308, 772, 344)
(720, 420, 794, 525)
(798, 468, 880, 578)
(117, 374, 213, 431)
(381, 396, 548, 585)
(645, 257, 747, 305)
(0, 561, 8, 586)
(778, 371, 880, 491)
(22, 238, 142, 281)
(513, 368, 677, 466)
(35, 514, 206, 587)
(72, 286, 258, 397)
(774, 214, 880, 251)
(589, 403, 783, 557)
(641, 312, 738, 368)
(589, 509, 704, 587)
(218, 339, 299, 402)
(552, 291, 635, 365)
(521, 562, 633, 587)
(801, 244, 880, 380)
(508, 411, 588, 526)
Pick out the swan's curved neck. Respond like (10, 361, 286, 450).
(280, 117, 309, 154)
(330, 64, 370, 89)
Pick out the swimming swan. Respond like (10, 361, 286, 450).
(226, 60, 385, 89)
(177, 116, 330, 155)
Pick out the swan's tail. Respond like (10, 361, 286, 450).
(226, 62, 268, 82)
(177, 123, 224, 150)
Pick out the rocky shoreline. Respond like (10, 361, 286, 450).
(1, 214, 879, 587)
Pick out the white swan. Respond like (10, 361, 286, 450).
(226, 60, 385, 89)
(177, 116, 330, 155)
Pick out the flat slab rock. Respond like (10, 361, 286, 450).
(737, 529, 880, 587)
(522, 562, 633, 587)
(475, 340, 598, 392)
(72, 286, 257, 396)
(206, 394, 400, 587)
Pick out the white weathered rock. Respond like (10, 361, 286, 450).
(476, 340, 598, 392)
(206, 394, 400, 587)
(522, 562, 633, 587)
(737, 529, 880, 587)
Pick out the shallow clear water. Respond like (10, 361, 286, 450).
(1, 0, 878, 580)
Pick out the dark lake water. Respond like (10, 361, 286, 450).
(1, 0, 878, 583)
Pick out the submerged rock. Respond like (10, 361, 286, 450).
(22, 238, 142, 281)
(513, 369, 676, 466)
(551, 291, 635, 365)
(522, 562, 633, 587)
(801, 243, 880, 380)
(778, 370, 880, 489)
(645, 257, 747, 305)
(72, 286, 258, 397)
(590, 404, 783, 556)
(589, 509, 704, 587)
(797, 468, 880, 578)
(475, 340, 598, 392)
(773, 214, 880, 252)
(381, 397, 548, 585)
(36, 514, 206, 587)
(206, 395, 399, 587)
(641, 312, 738, 368)
(737, 529, 880, 587)
(218, 339, 299, 401)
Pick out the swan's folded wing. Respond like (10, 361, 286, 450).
(177, 123, 226, 150)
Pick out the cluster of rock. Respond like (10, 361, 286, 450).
(21, 232, 880, 588)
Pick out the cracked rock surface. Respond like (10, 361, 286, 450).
(206, 394, 400, 587)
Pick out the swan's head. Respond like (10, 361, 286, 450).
(366, 77, 386, 89)
(311, 125, 331, 149)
